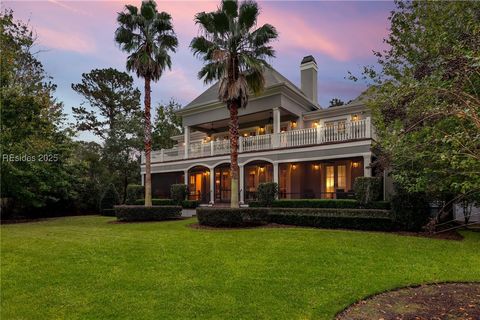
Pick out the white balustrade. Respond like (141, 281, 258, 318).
(145, 118, 370, 163)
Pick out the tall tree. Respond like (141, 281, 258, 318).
(190, 0, 278, 207)
(1, 10, 77, 215)
(71, 68, 143, 202)
(359, 1, 480, 209)
(115, 0, 178, 206)
(152, 99, 183, 150)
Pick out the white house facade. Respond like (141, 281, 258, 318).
(140, 56, 382, 204)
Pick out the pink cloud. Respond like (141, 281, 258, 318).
(36, 26, 96, 54)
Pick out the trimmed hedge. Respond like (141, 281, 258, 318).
(171, 184, 187, 204)
(134, 199, 199, 208)
(257, 182, 278, 206)
(249, 199, 390, 210)
(197, 208, 269, 227)
(391, 189, 430, 231)
(353, 177, 382, 205)
(114, 205, 182, 222)
(268, 208, 394, 231)
(101, 209, 116, 217)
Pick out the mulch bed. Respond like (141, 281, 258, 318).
(336, 282, 480, 320)
(188, 222, 297, 230)
(108, 217, 189, 224)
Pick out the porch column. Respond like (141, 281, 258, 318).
(184, 169, 188, 185)
(297, 115, 304, 129)
(273, 162, 279, 199)
(184, 126, 190, 159)
(209, 168, 215, 204)
(273, 107, 281, 148)
(363, 153, 372, 177)
(141, 173, 145, 186)
(239, 165, 245, 204)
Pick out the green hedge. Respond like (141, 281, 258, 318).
(257, 182, 278, 206)
(353, 177, 382, 205)
(249, 199, 390, 210)
(101, 209, 116, 217)
(126, 185, 144, 205)
(268, 208, 394, 231)
(114, 205, 182, 222)
(134, 199, 199, 208)
(197, 208, 269, 228)
(171, 184, 187, 204)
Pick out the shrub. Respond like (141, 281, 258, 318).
(391, 189, 430, 231)
(269, 208, 394, 231)
(249, 199, 390, 210)
(114, 205, 182, 222)
(353, 177, 382, 205)
(197, 208, 269, 227)
(101, 209, 116, 217)
(99, 183, 120, 211)
(257, 182, 278, 206)
(171, 184, 188, 204)
(125, 184, 144, 205)
(181, 200, 200, 209)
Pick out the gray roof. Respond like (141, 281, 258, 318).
(301, 55, 316, 64)
(181, 67, 314, 111)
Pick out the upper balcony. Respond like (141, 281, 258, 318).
(145, 118, 372, 163)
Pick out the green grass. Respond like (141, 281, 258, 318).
(1, 216, 479, 320)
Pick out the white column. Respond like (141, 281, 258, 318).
(184, 169, 188, 185)
(365, 117, 371, 138)
(160, 149, 164, 162)
(209, 168, 215, 204)
(239, 165, 245, 204)
(184, 126, 190, 159)
(297, 116, 304, 129)
(210, 140, 214, 156)
(363, 153, 372, 177)
(273, 162, 279, 199)
(141, 173, 145, 186)
(273, 107, 281, 148)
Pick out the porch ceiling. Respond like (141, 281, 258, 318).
(191, 109, 297, 134)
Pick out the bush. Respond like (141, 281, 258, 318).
(353, 177, 382, 205)
(134, 198, 199, 208)
(269, 208, 394, 231)
(171, 184, 188, 204)
(114, 205, 182, 222)
(99, 183, 120, 211)
(181, 200, 200, 209)
(249, 199, 390, 210)
(197, 208, 269, 227)
(391, 189, 430, 231)
(257, 182, 278, 206)
(125, 184, 144, 205)
(101, 209, 116, 217)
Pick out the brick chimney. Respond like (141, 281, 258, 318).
(300, 55, 318, 105)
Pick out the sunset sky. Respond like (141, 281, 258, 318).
(3, 0, 394, 139)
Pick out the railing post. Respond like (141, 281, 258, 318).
(239, 136, 244, 153)
(160, 149, 164, 162)
(316, 126, 321, 144)
(365, 117, 371, 138)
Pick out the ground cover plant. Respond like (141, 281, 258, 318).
(1, 216, 479, 319)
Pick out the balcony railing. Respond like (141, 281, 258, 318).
(144, 118, 371, 163)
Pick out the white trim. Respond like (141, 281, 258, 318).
(240, 157, 274, 166)
(211, 160, 231, 169)
(141, 140, 373, 172)
(300, 61, 318, 71)
(186, 163, 212, 171)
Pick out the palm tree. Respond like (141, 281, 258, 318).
(115, 0, 178, 206)
(191, 0, 278, 208)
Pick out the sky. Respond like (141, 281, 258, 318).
(3, 0, 394, 141)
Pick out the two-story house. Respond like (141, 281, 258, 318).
(141, 56, 379, 205)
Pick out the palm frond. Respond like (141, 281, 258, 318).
(239, 0, 258, 31)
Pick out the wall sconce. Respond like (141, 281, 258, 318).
(250, 170, 256, 175)
(313, 121, 319, 128)
(243, 133, 248, 137)
(259, 127, 265, 133)
(313, 164, 320, 170)
(352, 161, 360, 168)
(259, 166, 265, 173)
(291, 164, 297, 170)
(215, 180, 220, 184)
(291, 121, 297, 128)
(204, 171, 210, 176)
(352, 114, 359, 121)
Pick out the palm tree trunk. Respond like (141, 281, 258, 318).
(144, 76, 153, 207)
(229, 100, 240, 208)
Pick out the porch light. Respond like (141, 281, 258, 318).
(291, 164, 297, 170)
(352, 114, 359, 121)
(259, 126, 265, 133)
(313, 121, 319, 128)
(352, 161, 360, 168)
(259, 166, 265, 173)
(313, 164, 320, 170)
(243, 133, 248, 137)
(291, 121, 297, 128)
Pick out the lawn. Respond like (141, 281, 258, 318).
(1, 216, 479, 319)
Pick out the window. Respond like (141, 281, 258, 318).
(326, 166, 335, 193)
(337, 165, 346, 190)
